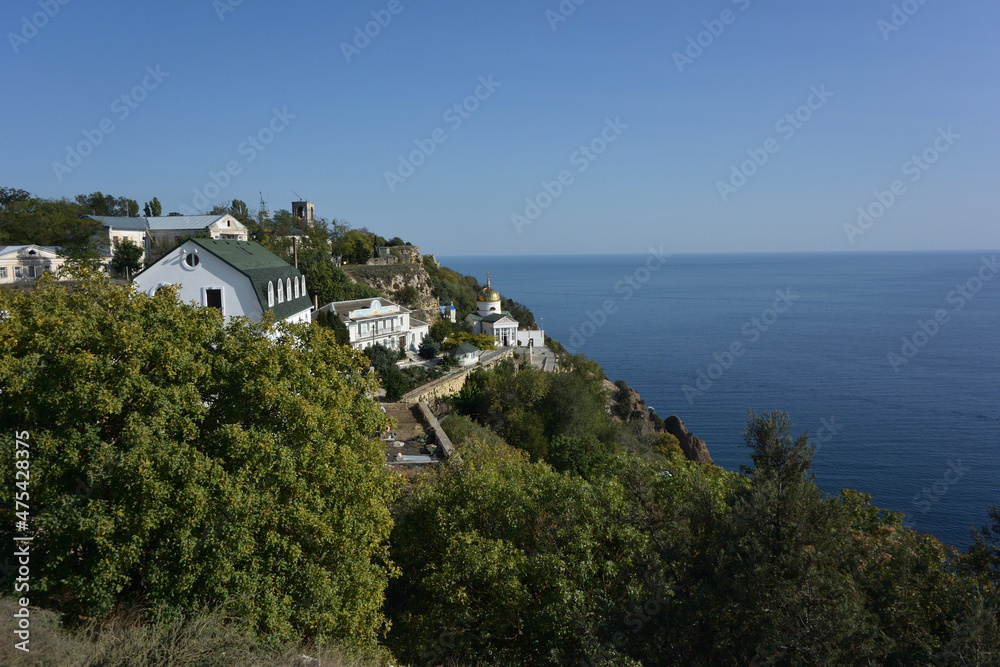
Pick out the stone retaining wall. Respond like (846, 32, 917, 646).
(415, 401, 457, 461)
(400, 348, 515, 404)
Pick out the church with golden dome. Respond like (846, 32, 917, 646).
(465, 273, 521, 347)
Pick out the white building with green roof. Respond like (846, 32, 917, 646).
(133, 238, 312, 325)
(465, 274, 520, 347)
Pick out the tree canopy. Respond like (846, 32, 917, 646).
(110, 238, 144, 279)
(0, 270, 397, 649)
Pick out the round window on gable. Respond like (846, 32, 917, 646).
(184, 253, 200, 267)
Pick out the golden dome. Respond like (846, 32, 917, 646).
(477, 273, 501, 302)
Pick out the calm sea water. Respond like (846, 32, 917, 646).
(440, 252, 1000, 549)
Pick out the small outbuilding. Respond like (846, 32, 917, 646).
(447, 342, 481, 367)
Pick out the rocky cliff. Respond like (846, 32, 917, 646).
(603, 379, 713, 465)
(663, 416, 713, 466)
(342, 263, 441, 324)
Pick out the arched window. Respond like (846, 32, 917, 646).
(293, 276, 300, 299)
(287, 278, 293, 300)
(301, 276, 306, 295)
(268, 281, 274, 307)
(277, 279, 284, 303)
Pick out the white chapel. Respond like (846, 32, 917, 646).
(465, 274, 520, 347)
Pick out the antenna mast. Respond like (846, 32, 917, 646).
(259, 191, 269, 220)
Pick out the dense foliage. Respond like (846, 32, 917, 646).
(422, 256, 480, 316)
(1, 258, 997, 665)
(441, 331, 497, 352)
(387, 405, 1000, 666)
(0, 272, 397, 649)
(0, 188, 104, 257)
(453, 357, 646, 474)
(298, 246, 380, 305)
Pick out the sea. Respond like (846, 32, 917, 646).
(439, 252, 1000, 550)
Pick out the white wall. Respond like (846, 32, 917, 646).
(517, 330, 545, 347)
(0, 248, 66, 284)
(106, 228, 147, 256)
(134, 242, 262, 321)
(207, 215, 249, 240)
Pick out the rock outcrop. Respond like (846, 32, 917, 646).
(603, 379, 713, 465)
(663, 415, 713, 466)
(342, 263, 440, 323)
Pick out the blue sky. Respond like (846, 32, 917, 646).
(2, 0, 998, 255)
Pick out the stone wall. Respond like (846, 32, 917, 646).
(400, 348, 515, 405)
(414, 401, 457, 461)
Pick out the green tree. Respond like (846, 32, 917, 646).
(968, 505, 1000, 590)
(143, 197, 162, 217)
(429, 318, 454, 343)
(229, 199, 251, 225)
(0, 270, 397, 648)
(0, 187, 32, 208)
(316, 309, 350, 346)
(364, 343, 401, 376)
(681, 410, 874, 664)
(396, 284, 418, 306)
(547, 432, 613, 478)
(387, 427, 653, 666)
(74, 191, 136, 217)
(0, 195, 101, 255)
(335, 230, 374, 265)
(418, 337, 439, 360)
(298, 245, 379, 306)
(381, 365, 411, 402)
(110, 238, 144, 279)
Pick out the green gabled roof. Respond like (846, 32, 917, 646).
(189, 238, 312, 320)
(481, 311, 516, 324)
(448, 342, 480, 356)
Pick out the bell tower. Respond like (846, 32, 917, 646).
(292, 201, 315, 228)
